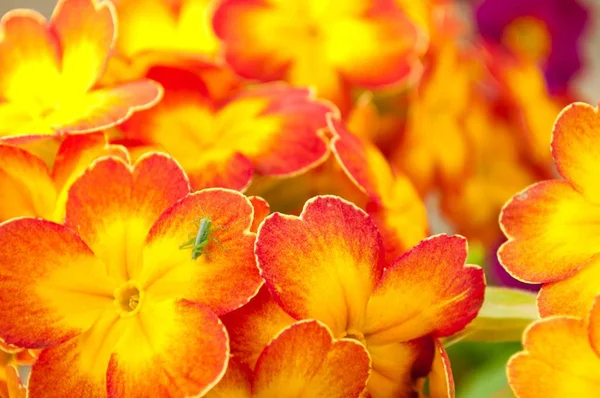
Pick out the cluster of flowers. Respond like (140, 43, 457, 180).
(0, 0, 596, 397)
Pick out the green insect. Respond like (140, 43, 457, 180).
(179, 217, 226, 260)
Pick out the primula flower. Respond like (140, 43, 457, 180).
(329, 114, 428, 263)
(113, 0, 220, 59)
(0, 132, 127, 223)
(0, 154, 263, 397)
(508, 295, 600, 397)
(440, 98, 537, 246)
(489, 53, 567, 169)
(207, 320, 371, 397)
(476, 0, 589, 94)
(212, 0, 425, 112)
(118, 65, 333, 191)
(390, 36, 471, 194)
(227, 195, 484, 396)
(500, 102, 600, 318)
(0, 0, 162, 141)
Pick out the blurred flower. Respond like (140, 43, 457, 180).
(213, 0, 425, 112)
(207, 321, 371, 397)
(476, 0, 589, 94)
(0, 132, 127, 223)
(0, 154, 262, 397)
(112, 0, 220, 59)
(0, 0, 161, 141)
(0, 343, 37, 398)
(227, 196, 484, 397)
(117, 64, 333, 191)
(508, 295, 600, 397)
(500, 102, 600, 318)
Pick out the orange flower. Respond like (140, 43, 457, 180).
(0, 132, 127, 223)
(329, 114, 428, 263)
(508, 295, 600, 397)
(390, 34, 471, 194)
(487, 51, 566, 170)
(213, 0, 424, 112)
(0, 366, 26, 398)
(207, 320, 371, 397)
(0, 0, 161, 141)
(0, 343, 37, 398)
(118, 65, 333, 191)
(227, 196, 484, 396)
(113, 0, 220, 59)
(0, 154, 263, 397)
(440, 97, 537, 246)
(499, 102, 600, 318)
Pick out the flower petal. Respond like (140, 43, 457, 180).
(252, 320, 371, 398)
(0, 145, 56, 221)
(141, 189, 262, 315)
(46, 80, 163, 134)
(367, 338, 432, 398)
(507, 316, 600, 398)
(364, 235, 485, 345)
(426, 340, 455, 398)
(29, 311, 124, 398)
(205, 357, 252, 397)
(4, 366, 25, 398)
(249, 196, 270, 233)
(65, 154, 190, 283)
(106, 299, 228, 398)
(0, 10, 61, 105)
(50, 0, 115, 92)
(551, 102, 600, 203)
(589, 296, 600, 358)
(51, 132, 129, 222)
(538, 256, 600, 317)
(256, 195, 384, 336)
(222, 287, 295, 369)
(0, 218, 113, 348)
(499, 180, 600, 283)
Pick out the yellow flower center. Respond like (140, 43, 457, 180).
(113, 281, 144, 317)
(502, 17, 551, 63)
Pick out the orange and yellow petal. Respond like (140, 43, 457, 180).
(426, 340, 455, 398)
(0, 145, 57, 221)
(0, 218, 114, 348)
(4, 366, 25, 398)
(205, 357, 253, 397)
(222, 287, 296, 369)
(45, 80, 162, 135)
(0, 10, 61, 106)
(249, 196, 270, 232)
(65, 154, 190, 283)
(551, 102, 600, 204)
(252, 320, 371, 398)
(114, 0, 220, 57)
(364, 235, 485, 345)
(367, 338, 432, 398)
(50, 0, 115, 93)
(106, 299, 228, 398)
(507, 316, 600, 397)
(256, 195, 384, 336)
(51, 132, 129, 222)
(141, 189, 262, 315)
(499, 180, 600, 283)
(537, 256, 600, 318)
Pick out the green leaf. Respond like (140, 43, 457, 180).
(444, 287, 539, 345)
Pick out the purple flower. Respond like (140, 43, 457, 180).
(476, 0, 589, 94)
